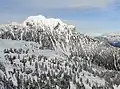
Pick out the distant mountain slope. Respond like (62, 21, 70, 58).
(0, 15, 120, 89)
(102, 32, 120, 47)
(102, 31, 120, 41)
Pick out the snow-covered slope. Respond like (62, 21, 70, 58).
(103, 32, 120, 42)
(0, 15, 120, 89)
(102, 32, 120, 48)
(0, 39, 108, 89)
(0, 15, 109, 58)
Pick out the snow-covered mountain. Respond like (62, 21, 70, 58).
(102, 31, 120, 42)
(0, 15, 120, 89)
(102, 32, 120, 47)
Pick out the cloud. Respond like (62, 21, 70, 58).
(15, 0, 116, 9)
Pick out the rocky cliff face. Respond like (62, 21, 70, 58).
(0, 15, 120, 89)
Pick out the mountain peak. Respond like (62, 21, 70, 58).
(26, 15, 46, 20)
(22, 15, 76, 34)
(23, 15, 65, 28)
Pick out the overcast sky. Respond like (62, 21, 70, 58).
(0, 0, 120, 36)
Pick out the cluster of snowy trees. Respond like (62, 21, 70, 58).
(1, 46, 118, 89)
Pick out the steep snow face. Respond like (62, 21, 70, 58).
(23, 15, 75, 31)
(24, 15, 62, 25)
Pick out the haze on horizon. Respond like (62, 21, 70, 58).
(0, 0, 120, 36)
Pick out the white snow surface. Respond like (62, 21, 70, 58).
(23, 15, 75, 30)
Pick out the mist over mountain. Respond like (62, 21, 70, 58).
(0, 15, 120, 89)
